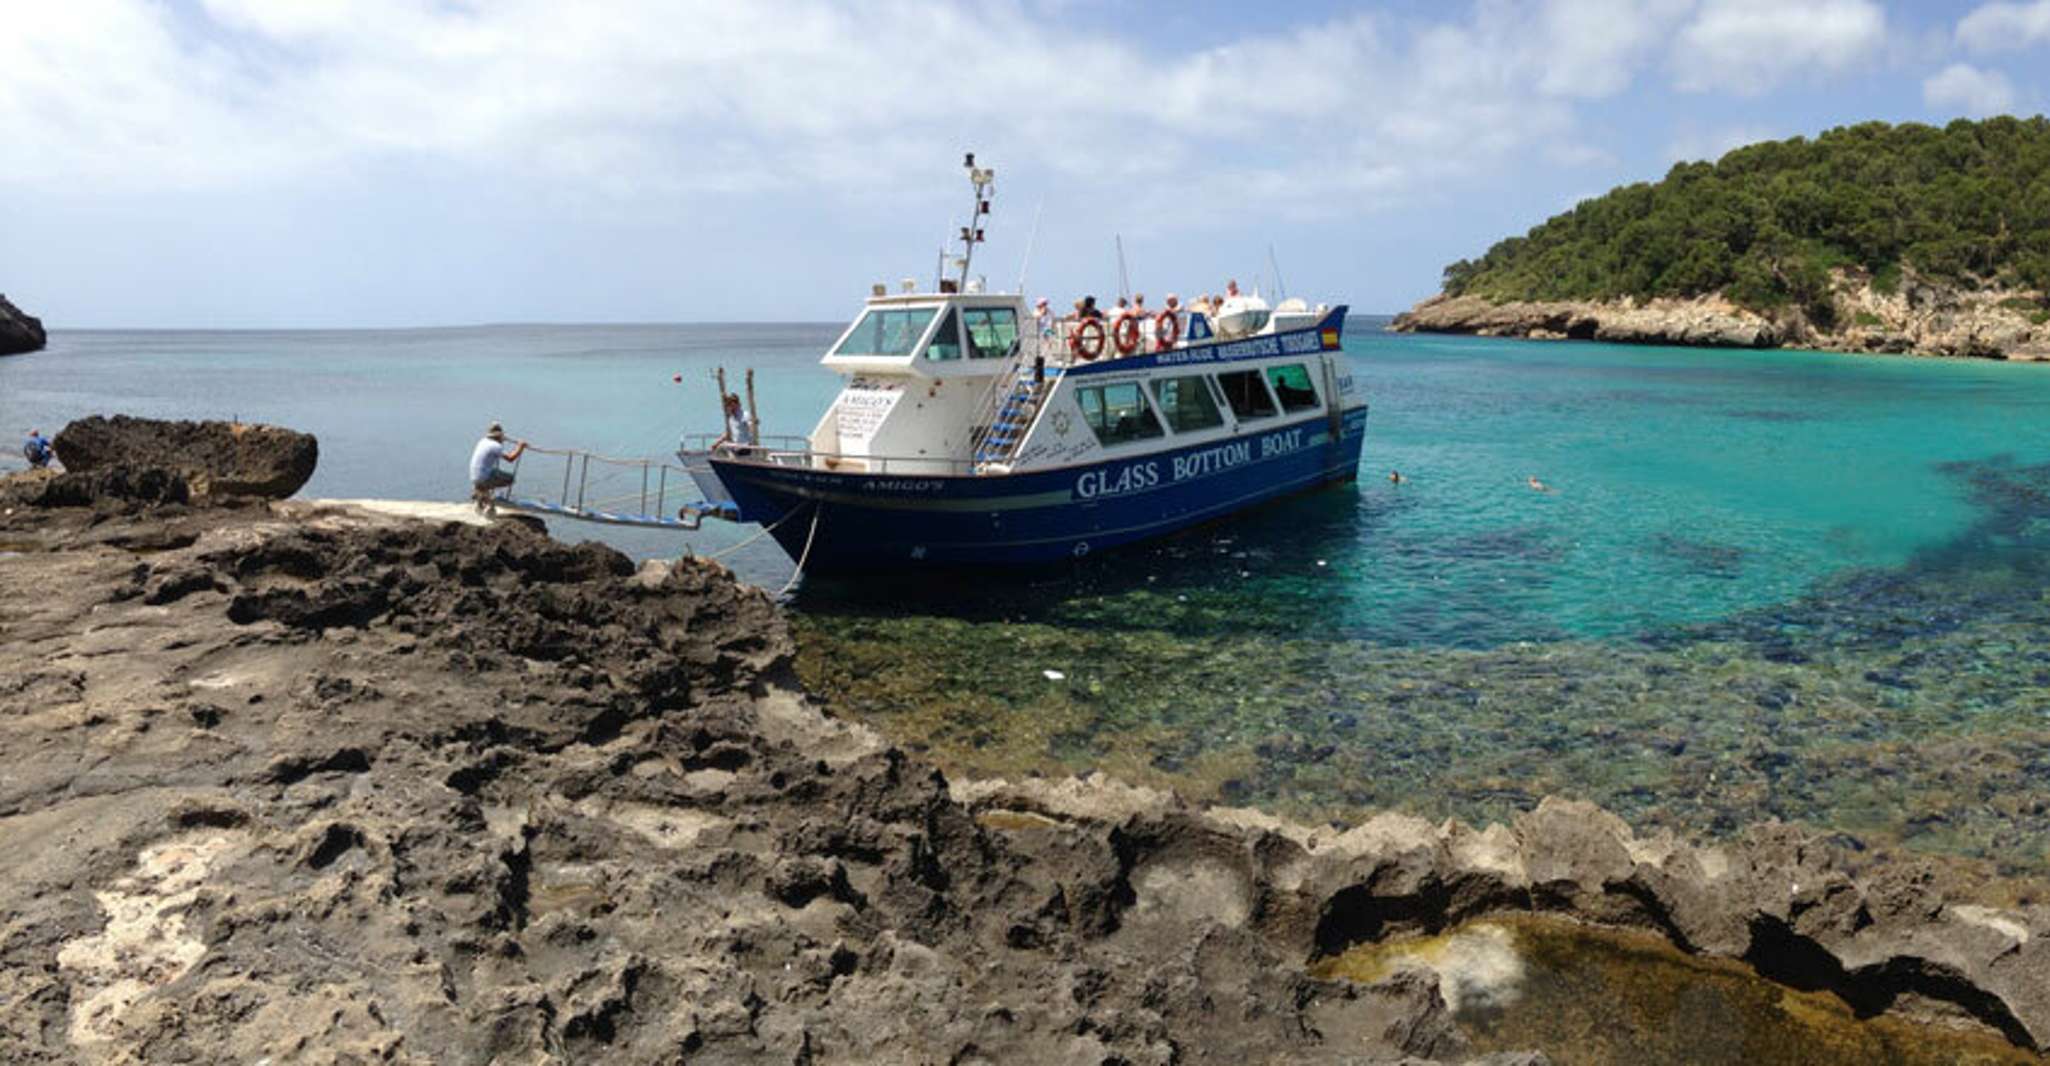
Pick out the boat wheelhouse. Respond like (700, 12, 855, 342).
(678, 157, 1367, 573)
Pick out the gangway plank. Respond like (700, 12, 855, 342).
(489, 445, 740, 532)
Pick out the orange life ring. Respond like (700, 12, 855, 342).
(1112, 314, 1141, 356)
(1069, 319, 1106, 361)
(1154, 310, 1180, 350)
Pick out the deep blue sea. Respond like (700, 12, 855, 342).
(8, 321, 2050, 870)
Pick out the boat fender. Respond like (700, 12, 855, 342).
(1070, 319, 1106, 361)
(1112, 314, 1141, 356)
(1154, 310, 1180, 351)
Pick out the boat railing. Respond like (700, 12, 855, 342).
(496, 444, 728, 528)
(680, 434, 986, 476)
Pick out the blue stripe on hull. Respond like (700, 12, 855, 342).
(713, 407, 1368, 573)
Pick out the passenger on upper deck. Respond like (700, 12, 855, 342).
(1079, 296, 1104, 321)
(1226, 279, 1241, 298)
(1034, 297, 1054, 339)
(1131, 294, 1147, 316)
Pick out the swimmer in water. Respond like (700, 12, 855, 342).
(1388, 470, 1405, 484)
(1527, 475, 1551, 492)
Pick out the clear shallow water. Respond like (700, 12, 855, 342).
(8, 322, 2050, 872)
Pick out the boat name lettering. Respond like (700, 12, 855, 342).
(1076, 427, 1312, 499)
(1153, 335, 1282, 366)
(1279, 331, 1322, 354)
(1261, 427, 1306, 457)
(1074, 462, 1161, 500)
(1172, 440, 1253, 480)
(865, 478, 942, 493)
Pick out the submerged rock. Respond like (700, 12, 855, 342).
(54, 414, 318, 500)
(0, 293, 45, 355)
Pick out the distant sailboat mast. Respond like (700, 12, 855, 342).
(1115, 234, 1131, 302)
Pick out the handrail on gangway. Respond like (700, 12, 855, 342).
(492, 444, 737, 531)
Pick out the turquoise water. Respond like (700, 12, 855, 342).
(9, 322, 2050, 870)
(0, 324, 845, 582)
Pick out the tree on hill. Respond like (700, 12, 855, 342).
(1441, 117, 2050, 320)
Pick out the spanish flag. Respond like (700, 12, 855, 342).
(1320, 328, 1340, 349)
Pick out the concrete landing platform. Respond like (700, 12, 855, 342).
(306, 499, 503, 528)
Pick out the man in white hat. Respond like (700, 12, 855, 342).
(469, 422, 527, 513)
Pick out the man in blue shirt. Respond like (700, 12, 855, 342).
(468, 422, 526, 512)
(22, 429, 52, 469)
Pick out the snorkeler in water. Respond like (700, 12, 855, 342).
(1527, 475, 1551, 493)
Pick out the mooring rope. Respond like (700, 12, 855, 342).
(777, 504, 824, 596)
(702, 499, 813, 561)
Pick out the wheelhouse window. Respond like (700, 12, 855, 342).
(1266, 363, 1320, 412)
(1214, 370, 1277, 421)
(833, 307, 938, 357)
(925, 309, 964, 361)
(962, 307, 1019, 360)
(1077, 382, 1165, 446)
(1151, 375, 1225, 433)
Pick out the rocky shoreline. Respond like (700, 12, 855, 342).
(1392, 283, 2050, 361)
(3, 418, 2050, 1063)
(1, 294, 48, 356)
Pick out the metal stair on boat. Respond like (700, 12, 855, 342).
(974, 372, 1055, 466)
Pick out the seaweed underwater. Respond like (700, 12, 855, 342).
(793, 455, 2050, 882)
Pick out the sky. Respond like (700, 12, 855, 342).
(3, 0, 2049, 328)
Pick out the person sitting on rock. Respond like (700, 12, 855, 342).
(22, 428, 53, 470)
(469, 422, 526, 513)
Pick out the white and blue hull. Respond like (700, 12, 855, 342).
(714, 405, 1363, 572)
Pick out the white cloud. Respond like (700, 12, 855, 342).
(1670, 0, 1888, 95)
(1956, 0, 2050, 51)
(1521, 0, 1699, 98)
(1922, 62, 2019, 116)
(0, 0, 1693, 223)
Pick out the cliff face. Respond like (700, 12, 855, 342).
(0, 294, 47, 355)
(1393, 278, 2050, 361)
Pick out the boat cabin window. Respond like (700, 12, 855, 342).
(962, 308, 1020, 360)
(1266, 363, 1320, 412)
(1152, 375, 1225, 433)
(925, 309, 965, 360)
(1076, 382, 1165, 447)
(1214, 370, 1278, 421)
(834, 307, 939, 358)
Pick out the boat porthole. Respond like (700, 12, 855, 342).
(1072, 541, 1090, 558)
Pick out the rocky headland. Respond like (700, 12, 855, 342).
(3, 417, 2049, 1063)
(1392, 280, 2050, 361)
(1399, 120, 2050, 362)
(1, 294, 48, 356)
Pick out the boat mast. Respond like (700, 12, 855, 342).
(745, 368, 760, 440)
(1115, 235, 1130, 302)
(957, 153, 995, 289)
